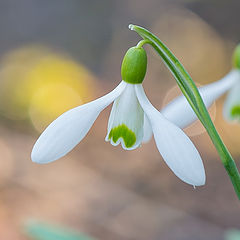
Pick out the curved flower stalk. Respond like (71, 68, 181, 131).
(32, 45, 205, 187)
(129, 24, 240, 199)
(143, 70, 240, 142)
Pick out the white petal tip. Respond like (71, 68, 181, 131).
(31, 151, 51, 164)
(31, 149, 39, 163)
(196, 181, 206, 187)
(128, 24, 134, 30)
(31, 143, 59, 164)
(188, 175, 206, 187)
(31, 156, 43, 164)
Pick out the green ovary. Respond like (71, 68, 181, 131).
(231, 105, 240, 118)
(108, 124, 136, 148)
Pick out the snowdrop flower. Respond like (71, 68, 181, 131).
(143, 69, 240, 142)
(32, 46, 205, 186)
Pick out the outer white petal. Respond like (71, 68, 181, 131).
(142, 114, 153, 143)
(161, 70, 240, 129)
(135, 84, 205, 186)
(223, 80, 240, 121)
(31, 81, 126, 164)
(106, 83, 144, 150)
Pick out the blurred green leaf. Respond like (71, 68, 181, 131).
(225, 229, 240, 240)
(25, 220, 96, 240)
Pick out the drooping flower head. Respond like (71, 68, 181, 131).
(106, 46, 147, 149)
(32, 44, 206, 187)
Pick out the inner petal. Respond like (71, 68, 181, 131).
(106, 83, 144, 150)
(108, 124, 136, 148)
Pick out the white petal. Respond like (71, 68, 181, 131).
(161, 70, 240, 129)
(31, 81, 126, 164)
(142, 114, 153, 143)
(106, 83, 144, 150)
(135, 84, 205, 186)
(223, 80, 240, 121)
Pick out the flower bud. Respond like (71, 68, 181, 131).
(121, 46, 147, 84)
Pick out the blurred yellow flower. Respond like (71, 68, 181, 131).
(0, 45, 97, 131)
(29, 83, 83, 131)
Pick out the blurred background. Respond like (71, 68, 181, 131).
(0, 0, 239, 239)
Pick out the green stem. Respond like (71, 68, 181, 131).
(202, 107, 240, 197)
(136, 39, 151, 48)
(129, 24, 240, 199)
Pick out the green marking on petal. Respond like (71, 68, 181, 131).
(231, 105, 240, 118)
(108, 124, 136, 148)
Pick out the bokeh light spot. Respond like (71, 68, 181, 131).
(0, 45, 97, 131)
(29, 83, 83, 132)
